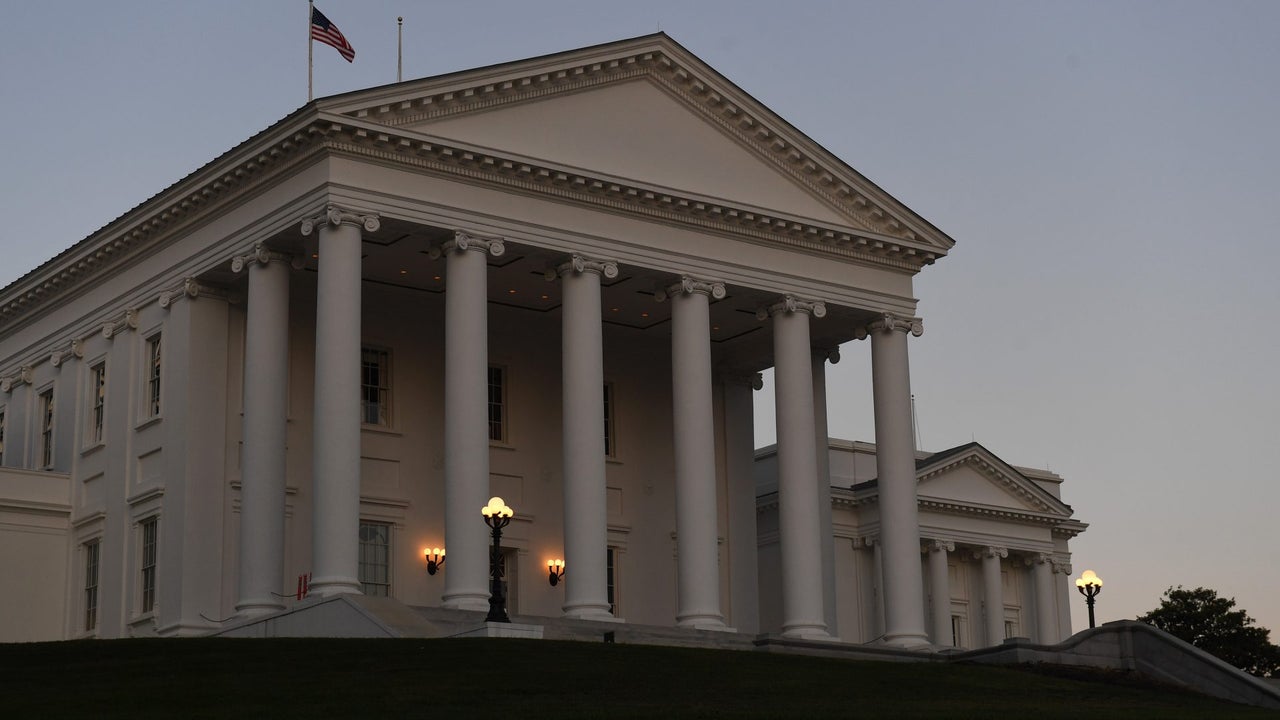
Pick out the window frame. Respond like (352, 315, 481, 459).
(603, 381, 616, 458)
(0, 404, 6, 466)
(606, 546, 618, 616)
(360, 346, 393, 428)
(487, 365, 507, 444)
(84, 539, 100, 632)
(144, 333, 163, 420)
(358, 520, 392, 597)
(37, 386, 55, 469)
(139, 516, 158, 615)
(87, 361, 107, 447)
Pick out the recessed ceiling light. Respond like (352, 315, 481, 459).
(540, 294, 549, 300)
(712, 326, 720, 330)
(399, 270, 407, 275)
(311, 253, 319, 259)
(433, 276, 441, 281)
(508, 289, 516, 294)
(641, 312, 649, 318)
(611, 307, 620, 312)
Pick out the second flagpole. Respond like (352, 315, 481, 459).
(307, 1, 314, 102)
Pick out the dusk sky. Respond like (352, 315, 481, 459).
(2, 1, 1276, 635)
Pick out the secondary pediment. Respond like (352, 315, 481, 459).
(915, 443, 1073, 517)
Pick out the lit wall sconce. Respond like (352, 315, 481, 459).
(547, 559, 565, 587)
(425, 547, 445, 575)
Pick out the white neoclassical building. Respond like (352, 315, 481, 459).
(0, 34, 1084, 646)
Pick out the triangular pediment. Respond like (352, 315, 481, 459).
(915, 443, 1072, 517)
(400, 78, 853, 227)
(317, 34, 955, 258)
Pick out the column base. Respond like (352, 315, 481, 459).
(307, 576, 362, 598)
(677, 614, 730, 631)
(879, 631, 933, 649)
(234, 599, 286, 618)
(563, 604, 622, 622)
(441, 593, 491, 612)
(781, 623, 831, 641)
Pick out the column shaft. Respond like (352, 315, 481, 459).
(670, 288, 725, 629)
(237, 256, 290, 615)
(441, 244, 493, 611)
(723, 375, 759, 634)
(927, 542, 952, 645)
(1034, 556, 1058, 643)
(811, 351, 837, 636)
(981, 548, 1006, 646)
(772, 306, 828, 639)
(309, 220, 364, 596)
(869, 321, 929, 645)
(560, 264, 612, 619)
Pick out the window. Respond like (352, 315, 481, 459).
(84, 540, 100, 631)
(487, 366, 506, 442)
(145, 334, 162, 418)
(140, 517, 158, 613)
(951, 614, 965, 647)
(602, 383, 615, 457)
(497, 547, 518, 615)
(38, 388, 54, 469)
(1004, 620, 1018, 640)
(89, 363, 106, 445)
(606, 547, 618, 615)
(0, 406, 6, 466)
(359, 521, 391, 596)
(360, 347, 391, 426)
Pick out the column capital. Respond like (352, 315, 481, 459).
(812, 346, 840, 364)
(756, 295, 826, 321)
(429, 230, 506, 259)
(545, 253, 618, 280)
(231, 243, 302, 273)
(300, 204, 380, 236)
(718, 369, 763, 391)
(925, 539, 955, 553)
(973, 546, 1008, 560)
(655, 276, 726, 302)
(0, 365, 34, 393)
(49, 338, 85, 368)
(159, 278, 231, 308)
(854, 313, 923, 340)
(1053, 560, 1073, 575)
(1025, 552, 1054, 567)
(102, 308, 139, 339)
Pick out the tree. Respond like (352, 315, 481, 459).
(1138, 586, 1280, 677)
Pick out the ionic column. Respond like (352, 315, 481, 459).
(759, 295, 829, 639)
(432, 232, 505, 611)
(721, 370, 762, 634)
(977, 545, 1008, 646)
(301, 205, 379, 597)
(659, 277, 727, 629)
(812, 347, 839, 636)
(1032, 554, 1058, 643)
(926, 540, 954, 645)
(232, 245, 293, 616)
(861, 313, 929, 646)
(553, 254, 617, 620)
(1054, 561, 1073, 637)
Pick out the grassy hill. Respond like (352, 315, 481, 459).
(2, 637, 1275, 718)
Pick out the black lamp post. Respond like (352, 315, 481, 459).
(481, 496, 514, 623)
(1075, 570, 1103, 629)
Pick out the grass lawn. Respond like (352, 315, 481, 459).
(1, 637, 1275, 719)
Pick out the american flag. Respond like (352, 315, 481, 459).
(311, 6, 355, 63)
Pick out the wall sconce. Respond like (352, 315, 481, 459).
(547, 559, 565, 587)
(424, 547, 445, 576)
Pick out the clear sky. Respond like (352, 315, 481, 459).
(2, 1, 1277, 636)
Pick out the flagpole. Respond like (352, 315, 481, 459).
(307, 0, 314, 102)
(397, 17, 403, 83)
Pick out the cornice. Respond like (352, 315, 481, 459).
(0, 117, 329, 334)
(315, 118, 937, 272)
(339, 43, 953, 255)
